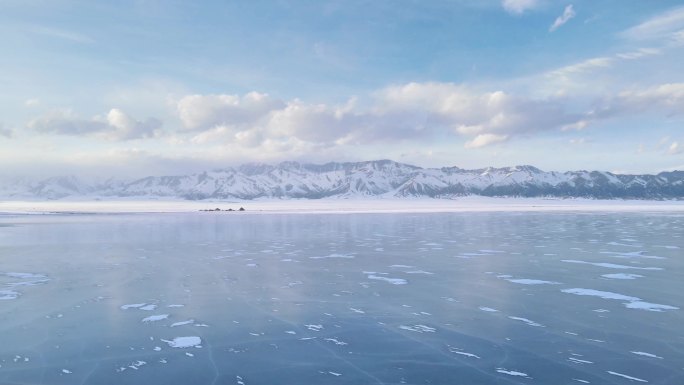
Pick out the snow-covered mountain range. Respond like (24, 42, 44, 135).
(2, 160, 683, 200)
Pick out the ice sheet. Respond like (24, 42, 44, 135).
(1, 209, 682, 385)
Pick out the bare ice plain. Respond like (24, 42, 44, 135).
(0, 209, 683, 384)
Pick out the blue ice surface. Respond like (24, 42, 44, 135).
(0, 211, 682, 384)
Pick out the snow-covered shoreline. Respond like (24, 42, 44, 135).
(2, 196, 684, 215)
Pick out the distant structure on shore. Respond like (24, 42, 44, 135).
(200, 207, 246, 212)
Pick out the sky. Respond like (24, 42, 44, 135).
(1, 0, 684, 177)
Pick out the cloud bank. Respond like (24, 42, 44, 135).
(28, 109, 162, 141)
(20, 79, 684, 155)
(167, 83, 590, 151)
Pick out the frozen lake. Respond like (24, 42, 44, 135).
(1, 211, 682, 384)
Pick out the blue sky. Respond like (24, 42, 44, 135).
(1, 0, 684, 177)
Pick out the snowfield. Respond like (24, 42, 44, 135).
(1, 196, 684, 214)
(2, 160, 684, 201)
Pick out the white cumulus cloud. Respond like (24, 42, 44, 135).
(549, 5, 576, 32)
(465, 134, 509, 148)
(177, 92, 284, 131)
(502, 0, 539, 15)
(175, 82, 587, 150)
(377, 82, 583, 139)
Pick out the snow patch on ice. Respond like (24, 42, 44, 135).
(562, 288, 679, 312)
(324, 338, 348, 346)
(607, 371, 648, 382)
(399, 324, 435, 333)
(562, 288, 639, 301)
(0, 289, 20, 300)
(310, 254, 354, 260)
(600, 251, 664, 260)
(162, 336, 202, 348)
(496, 368, 530, 378)
(561, 260, 662, 270)
(624, 301, 678, 311)
(508, 316, 544, 327)
(568, 357, 593, 364)
(448, 346, 480, 359)
(142, 314, 169, 323)
(366, 274, 407, 285)
(170, 319, 195, 327)
(479, 307, 499, 312)
(405, 270, 434, 275)
(1, 272, 49, 300)
(503, 277, 560, 285)
(602, 273, 643, 280)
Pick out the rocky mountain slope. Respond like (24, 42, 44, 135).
(1, 160, 683, 200)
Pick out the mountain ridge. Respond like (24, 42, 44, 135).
(1, 160, 683, 200)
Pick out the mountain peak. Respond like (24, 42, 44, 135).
(1, 160, 683, 200)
